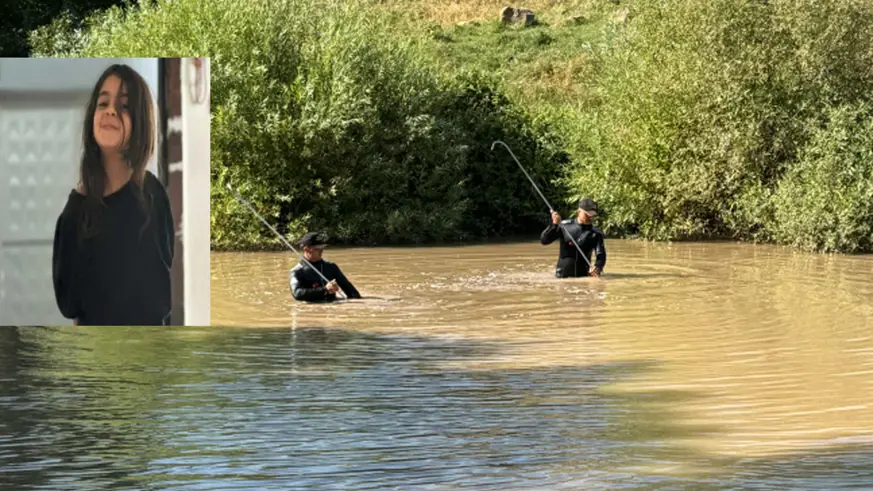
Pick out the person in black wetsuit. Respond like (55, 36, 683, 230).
(52, 64, 175, 326)
(289, 232, 361, 302)
(541, 197, 606, 278)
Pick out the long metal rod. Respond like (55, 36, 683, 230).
(225, 183, 346, 299)
(491, 140, 594, 271)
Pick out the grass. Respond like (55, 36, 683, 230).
(373, 0, 619, 111)
(374, 0, 608, 27)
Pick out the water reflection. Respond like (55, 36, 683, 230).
(2, 326, 873, 489)
(0, 327, 655, 489)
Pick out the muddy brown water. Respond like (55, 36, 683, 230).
(2, 239, 872, 489)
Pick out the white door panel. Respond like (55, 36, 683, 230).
(1, 102, 83, 241)
(0, 246, 64, 326)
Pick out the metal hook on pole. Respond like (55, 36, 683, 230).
(491, 140, 594, 271)
(225, 183, 346, 299)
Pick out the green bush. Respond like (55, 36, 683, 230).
(33, 0, 873, 253)
(772, 104, 873, 253)
(3, 0, 130, 56)
(29, 11, 90, 57)
(565, 0, 873, 251)
(36, 0, 568, 249)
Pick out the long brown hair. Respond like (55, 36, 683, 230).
(78, 63, 156, 240)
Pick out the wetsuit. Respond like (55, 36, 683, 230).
(541, 219, 606, 278)
(289, 259, 361, 302)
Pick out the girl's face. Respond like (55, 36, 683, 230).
(92, 74, 132, 153)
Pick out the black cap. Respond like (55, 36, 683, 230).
(578, 198, 599, 217)
(299, 232, 328, 248)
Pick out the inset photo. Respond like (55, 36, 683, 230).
(0, 57, 210, 326)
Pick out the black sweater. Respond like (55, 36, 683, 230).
(541, 219, 607, 277)
(52, 171, 175, 325)
(289, 259, 361, 302)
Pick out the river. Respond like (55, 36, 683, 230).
(2, 239, 872, 489)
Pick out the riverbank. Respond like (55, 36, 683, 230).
(31, 0, 873, 254)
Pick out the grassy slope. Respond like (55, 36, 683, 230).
(374, 0, 622, 113)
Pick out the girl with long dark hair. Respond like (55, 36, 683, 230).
(52, 63, 175, 326)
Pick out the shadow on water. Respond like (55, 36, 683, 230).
(1, 326, 871, 490)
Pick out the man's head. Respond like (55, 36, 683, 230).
(300, 232, 328, 261)
(576, 198, 598, 224)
